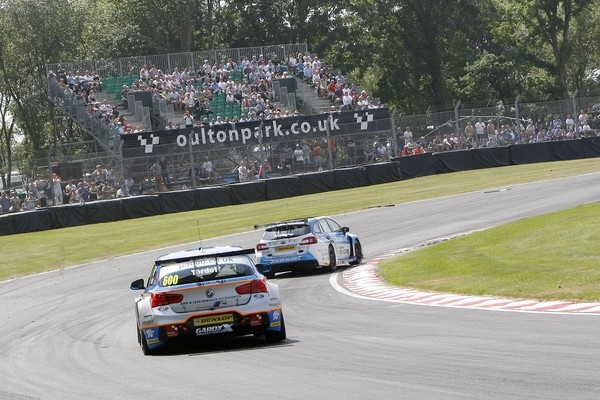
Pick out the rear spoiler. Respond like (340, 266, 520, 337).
(254, 218, 309, 230)
(155, 248, 255, 265)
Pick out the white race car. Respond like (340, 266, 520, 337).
(130, 246, 285, 355)
(255, 216, 363, 277)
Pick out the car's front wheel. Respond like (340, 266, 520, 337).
(327, 245, 337, 272)
(350, 240, 363, 265)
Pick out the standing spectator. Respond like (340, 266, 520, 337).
(105, 165, 116, 186)
(238, 161, 249, 182)
(395, 126, 405, 156)
(34, 175, 48, 199)
(10, 192, 21, 212)
(347, 139, 357, 164)
(403, 127, 414, 145)
(328, 138, 337, 168)
(464, 121, 475, 144)
(64, 179, 76, 204)
(293, 145, 305, 172)
(124, 176, 135, 195)
(376, 141, 389, 161)
(301, 141, 311, 167)
(258, 159, 271, 179)
(310, 140, 322, 171)
(486, 120, 496, 139)
(158, 157, 170, 185)
(183, 110, 194, 129)
(51, 173, 63, 205)
(474, 118, 487, 145)
(91, 165, 106, 184)
(24, 191, 37, 211)
(0, 191, 10, 214)
(202, 157, 214, 182)
(578, 110, 588, 128)
(88, 183, 98, 201)
(565, 114, 575, 134)
(150, 160, 162, 191)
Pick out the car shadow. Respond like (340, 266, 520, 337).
(148, 336, 298, 357)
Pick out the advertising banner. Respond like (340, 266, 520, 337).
(121, 108, 391, 156)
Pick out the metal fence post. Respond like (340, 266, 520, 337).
(390, 109, 397, 157)
(514, 96, 521, 140)
(326, 117, 333, 170)
(189, 132, 196, 188)
(572, 90, 579, 138)
(454, 101, 461, 148)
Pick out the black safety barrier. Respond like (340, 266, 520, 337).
(393, 152, 436, 178)
(195, 186, 233, 209)
(85, 199, 126, 223)
(230, 181, 267, 205)
(472, 147, 511, 169)
(49, 203, 88, 228)
(364, 162, 402, 185)
(434, 151, 475, 174)
(159, 190, 196, 214)
(299, 170, 335, 195)
(265, 175, 302, 200)
(333, 167, 370, 190)
(3, 138, 600, 235)
(123, 195, 163, 219)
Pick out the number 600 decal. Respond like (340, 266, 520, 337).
(162, 275, 179, 286)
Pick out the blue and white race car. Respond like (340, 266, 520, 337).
(130, 246, 285, 355)
(255, 216, 363, 277)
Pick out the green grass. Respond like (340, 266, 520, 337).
(2, 158, 600, 302)
(379, 202, 600, 302)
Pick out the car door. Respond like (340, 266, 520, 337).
(321, 218, 351, 261)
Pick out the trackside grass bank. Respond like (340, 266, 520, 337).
(379, 202, 600, 302)
(1, 158, 600, 301)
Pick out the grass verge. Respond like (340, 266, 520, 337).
(379, 202, 600, 302)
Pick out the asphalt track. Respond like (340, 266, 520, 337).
(1, 173, 599, 399)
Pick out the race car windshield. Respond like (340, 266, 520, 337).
(263, 224, 311, 240)
(157, 259, 254, 287)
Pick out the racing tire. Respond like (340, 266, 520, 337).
(349, 240, 363, 266)
(265, 315, 286, 343)
(140, 329, 155, 356)
(327, 245, 337, 272)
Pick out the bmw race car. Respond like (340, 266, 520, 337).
(130, 246, 285, 355)
(254, 216, 363, 277)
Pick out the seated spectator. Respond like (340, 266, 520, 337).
(37, 191, 48, 207)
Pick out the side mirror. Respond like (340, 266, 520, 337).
(130, 278, 146, 290)
(342, 226, 350, 234)
(256, 264, 273, 278)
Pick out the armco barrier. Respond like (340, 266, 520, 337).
(3, 137, 600, 235)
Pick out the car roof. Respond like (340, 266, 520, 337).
(156, 246, 253, 263)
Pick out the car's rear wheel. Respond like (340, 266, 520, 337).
(350, 240, 363, 265)
(140, 329, 155, 356)
(327, 245, 337, 272)
(265, 315, 286, 343)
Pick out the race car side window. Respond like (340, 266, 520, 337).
(312, 221, 324, 234)
(147, 265, 158, 288)
(324, 218, 342, 232)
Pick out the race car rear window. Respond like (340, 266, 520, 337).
(157, 259, 254, 287)
(262, 224, 311, 240)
